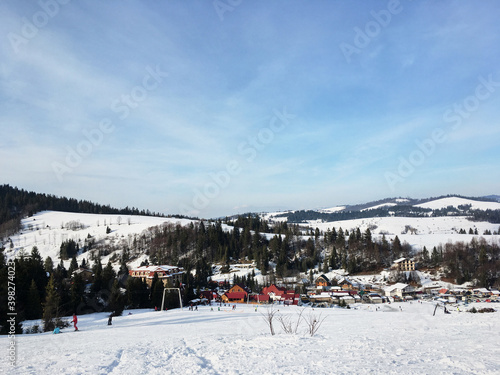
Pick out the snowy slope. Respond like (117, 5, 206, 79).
(311, 216, 500, 250)
(4, 211, 196, 268)
(360, 202, 397, 211)
(319, 206, 346, 213)
(415, 197, 500, 211)
(7, 303, 500, 374)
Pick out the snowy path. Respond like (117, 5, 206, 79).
(4, 303, 500, 374)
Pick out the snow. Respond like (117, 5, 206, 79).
(415, 197, 500, 211)
(319, 206, 346, 213)
(3, 211, 196, 268)
(360, 202, 397, 211)
(6, 302, 500, 374)
(395, 198, 410, 203)
(311, 216, 500, 251)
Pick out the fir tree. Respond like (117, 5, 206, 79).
(26, 279, 43, 320)
(43, 275, 60, 332)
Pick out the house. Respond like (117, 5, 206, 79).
(72, 267, 93, 283)
(262, 284, 286, 301)
(339, 278, 360, 291)
(315, 274, 331, 288)
(384, 283, 415, 298)
(249, 294, 270, 304)
(367, 293, 383, 304)
(221, 284, 250, 303)
(200, 290, 219, 301)
(221, 292, 247, 303)
(393, 258, 416, 272)
(473, 288, 491, 297)
(282, 293, 300, 305)
(129, 265, 184, 287)
(309, 293, 334, 304)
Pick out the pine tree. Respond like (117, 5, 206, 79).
(26, 279, 43, 320)
(329, 247, 338, 269)
(44, 256, 54, 273)
(421, 246, 430, 266)
(68, 256, 78, 276)
(107, 279, 125, 315)
(70, 273, 85, 313)
(43, 275, 60, 332)
(150, 273, 163, 309)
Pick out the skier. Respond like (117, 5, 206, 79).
(108, 314, 113, 326)
(72, 313, 78, 331)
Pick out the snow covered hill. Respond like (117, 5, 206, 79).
(262, 195, 500, 251)
(7, 302, 500, 374)
(311, 216, 500, 251)
(415, 196, 500, 211)
(3, 211, 196, 269)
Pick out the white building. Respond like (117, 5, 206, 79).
(384, 283, 415, 298)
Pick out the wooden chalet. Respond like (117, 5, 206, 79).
(221, 284, 250, 303)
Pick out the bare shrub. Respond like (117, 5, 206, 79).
(278, 309, 304, 334)
(304, 312, 326, 337)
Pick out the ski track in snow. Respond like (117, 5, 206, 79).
(5, 303, 500, 375)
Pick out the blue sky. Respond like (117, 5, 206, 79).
(1, 0, 499, 218)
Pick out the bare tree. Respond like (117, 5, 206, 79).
(261, 306, 278, 336)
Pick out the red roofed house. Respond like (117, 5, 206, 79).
(282, 293, 300, 305)
(262, 284, 286, 301)
(261, 284, 299, 305)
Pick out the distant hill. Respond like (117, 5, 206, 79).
(267, 195, 500, 224)
(483, 195, 500, 203)
(0, 184, 168, 238)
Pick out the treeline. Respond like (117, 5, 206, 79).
(416, 238, 500, 288)
(278, 206, 433, 223)
(0, 184, 168, 238)
(468, 209, 500, 224)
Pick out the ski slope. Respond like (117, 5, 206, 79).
(7, 302, 500, 374)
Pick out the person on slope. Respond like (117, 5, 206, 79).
(72, 313, 78, 331)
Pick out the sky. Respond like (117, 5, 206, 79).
(1, 0, 500, 218)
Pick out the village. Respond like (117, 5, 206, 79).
(124, 256, 500, 311)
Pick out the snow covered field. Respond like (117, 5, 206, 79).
(5, 302, 500, 374)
